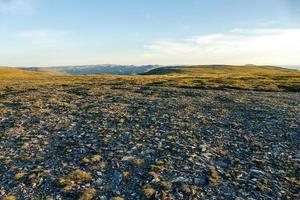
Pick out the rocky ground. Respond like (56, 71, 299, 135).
(0, 84, 299, 200)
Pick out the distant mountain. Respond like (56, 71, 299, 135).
(22, 64, 161, 75)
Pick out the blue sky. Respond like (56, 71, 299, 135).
(0, 0, 300, 67)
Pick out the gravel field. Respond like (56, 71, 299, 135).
(0, 85, 299, 200)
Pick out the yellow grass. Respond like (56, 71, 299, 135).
(0, 67, 55, 79)
(1, 65, 300, 92)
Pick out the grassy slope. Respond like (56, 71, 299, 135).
(0, 67, 56, 79)
(143, 65, 292, 75)
(142, 65, 300, 91)
(1, 65, 300, 92)
(0, 67, 67, 91)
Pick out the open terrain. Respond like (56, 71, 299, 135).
(0, 66, 299, 199)
(5, 65, 300, 92)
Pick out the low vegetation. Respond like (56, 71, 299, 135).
(1, 65, 300, 92)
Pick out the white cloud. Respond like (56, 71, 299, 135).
(194, 34, 224, 45)
(16, 29, 68, 44)
(0, 0, 34, 13)
(144, 28, 300, 65)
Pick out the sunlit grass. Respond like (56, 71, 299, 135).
(1, 65, 300, 92)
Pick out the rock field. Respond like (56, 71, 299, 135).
(0, 84, 299, 199)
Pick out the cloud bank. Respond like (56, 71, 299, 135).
(144, 28, 300, 65)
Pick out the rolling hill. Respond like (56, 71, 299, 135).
(143, 65, 297, 75)
(141, 65, 300, 91)
(22, 64, 160, 75)
(0, 67, 56, 79)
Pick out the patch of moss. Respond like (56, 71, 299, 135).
(285, 177, 300, 186)
(4, 159, 13, 165)
(91, 154, 102, 162)
(15, 172, 27, 180)
(3, 196, 16, 200)
(160, 181, 172, 190)
(79, 188, 96, 200)
(150, 160, 168, 172)
(180, 184, 199, 196)
(142, 185, 156, 198)
(133, 159, 145, 167)
(81, 155, 102, 166)
(0, 151, 4, 160)
(181, 184, 191, 194)
(209, 166, 220, 184)
(80, 157, 91, 165)
(256, 182, 267, 192)
(148, 171, 161, 181)
(91, 161, 107, 170)
(111, 197, 124, 200)
(58, 169, 93, 191)
(162, 191, 175, 200)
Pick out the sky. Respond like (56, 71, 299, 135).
(0, 0, 300, 67)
